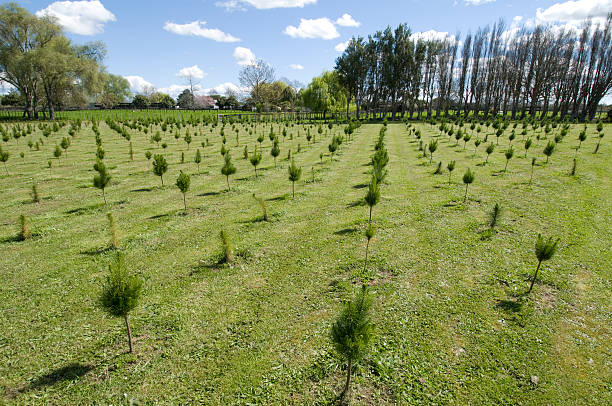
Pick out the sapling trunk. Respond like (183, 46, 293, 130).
(364, 239, 370, 273)
(183, 193, 187, 211)
(226, 175, 230, 191)
(464, 184, 469, 202)
(528, 261, 542, 293)
(124, 315, 133, 353)
(102, 188, 107, 205)
(342, 359, 352, 402)
(292, 181, 295, 198)
(369, 205, 372, 224)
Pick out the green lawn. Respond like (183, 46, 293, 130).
(0, 120, 610, 405)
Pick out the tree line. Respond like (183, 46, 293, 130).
(335, 14, 612, 121)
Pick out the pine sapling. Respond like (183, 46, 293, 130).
(194, 149, 202, 174)
(100, 252, 142, 353)
(462, 168, 475, 202)
(529, 157, 536, 185)
(447, 160, 456, 185)
(176, 171, 191, 212)
(221, 152, 236, 191)
(107, 212, 119, 249)
(529, 234, 559, 293)
(364, 224, 374, 273)
(220, 230, 234, 264)
(152, 154, 168, 186)
(252, 194, 269, 221)
(93, 160, 112, 204)
(504, 146, 514, 172)
(489, 203, 501, 230)
(19, 214, 31, 241)
(428, 140, 438, 164)
(365, 175, 380, 225)
(31, 184, 40, 203)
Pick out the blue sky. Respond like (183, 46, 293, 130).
(15, 0, 612, 98)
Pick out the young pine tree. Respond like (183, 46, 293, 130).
(504, 146, 514, 172)
(0, 145, 8, 175)
(428, 139, 438, 164)
(365, 175, 380, 225)
(107, 212, 119, 249)
(364, 224, 374, 273)
(176, 171, 191, 212)
(250, 147, 262, 177)
(252, 194, 269, 221)
(152, 154, 168, 186)
(219, 230, 234, 264)
(447, 160, 456, 185)
(543, 141, 555, 164)
(485, 143, 494, 164)
(100, 252, 143, 353)
(462, 168, 475, 202)
(31, 184, 40, 203)
(331, 284, 375, 403)
(93, 160, 112, 204)
(529, 157, 536, 185)
(221, 152, 236, 191)
(489, 203, 501, 230)
(288, 159, 302, 198)
(19, 214, 32, 241)
(529, 234, 559, 293)
(271, 139, 280, 168)
(194, 149, 202, 174)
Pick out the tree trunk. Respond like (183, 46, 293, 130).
(528, 261, 542, 293)
(464, 184, 468, 202)
(292, 181, 295, 198)
(183, 193, 187, 211)
(341, 359, 352, 402)
(364, 239, 370, 272)
(103, 188, 107, 205)
(124, 314, 133, 353)
(368, 205, 373, 224)
(226, 175, 230, 191)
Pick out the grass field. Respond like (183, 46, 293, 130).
(0, 120, 610, 405)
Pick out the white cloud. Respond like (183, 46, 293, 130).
(203, 82, 244, 95)
(336, 13, 360, 27)
(216, 0, 316, 10)
(124, 76, 154, 94)
(335, 40, 350, 52)
(35, 0, 115, 35)
(284, 18, 339, 40)
(178, 65, 206, 79)
(158, 84, 202, 99)
(465, 0, 495, 5)
(411, 30, 455, 42)
(289, 64, 304, 70)
(536, 0, 612, 25)
(233, 46, 256, 66)
(163, 21, 240, 42)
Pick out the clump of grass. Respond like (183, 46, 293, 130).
(107, 212, 119, 249)
(19, 214, 32, 241)
(220, 230, 234, 264)
(252, 194, 269, 221)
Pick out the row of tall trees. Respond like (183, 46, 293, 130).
(0, 3, 111, 119)
(335, 14, 612, 121)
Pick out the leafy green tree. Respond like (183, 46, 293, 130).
(176, 171, 190, 212)
(93, 160, 112, 204)
(462, 168, 475, 202)
(194, 149, 202, 173)
(152, 154, 168, 186)
(331, 285, 375, 403)
(249, 147, 262, 177)
(365, 175, 380, 225)
(221, 152, 236, 191)
(100, 252, 143, 353)
(288, 159, 302, 198)
(529, 234, 559, 293)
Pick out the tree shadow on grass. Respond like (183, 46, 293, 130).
(131, 187, 154, 192)
(496, 299, 523, 313)
(352, 183, 368, 189)
(80, 246, 115, 256)
(347, 199, 366, 208)
(198, 191, 221, 197)
(334, 227, 359, 236)
(19, 362, 93, 394)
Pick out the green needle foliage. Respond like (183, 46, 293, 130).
(93, 160, 111, 204)
(428, 139, 438, 164)
(504, 146, 514, 172)
(19, 213, 31, 241)
(543, 141, 555, 163)
(100, 252, 143, 353)
(176, 171, 191, 212)
(529, 157, 536, 185)
(288, 159, 302, 198)
(328, 140, 338, 160)
(54, 145, 62, 163)
(107, 212, 119, 249)
(184, 133, 192, 149)
(194, 149, 202, 174)
(221, 152, 236, 191)
(485, 143, 495, 164)
(31, 184, 40, 203)
(489, 203, 501, 230)
(529, 234, 560, 293)
(447, 160, 456, 184)
(331, 284, 375, 403)
(219, 230, 234, 264)
(433, 161, 443, 174)
(524, 138, 532, 157)
(271, 139, 280, 167)
(252, 194, 269, 221)
(249, 147, 263, 177)
(365, 175, 380, 224)
(152, 154, 168, 186)
(462, 168, 475, 202)
(594, 132, 604, 153)
(145, 151, 152, 160)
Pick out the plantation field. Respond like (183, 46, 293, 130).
(0, 120, 610, 405)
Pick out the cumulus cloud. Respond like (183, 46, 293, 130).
(233, 46, 256, 66)
(289, 64, 304, 70)
(334, 40, 350, 52)
(216, 0, 316, 10)
(336, 14, 360, 27)
(410, 30, 456, 42)
(36, 0, 115, 35)
(203, 82, 244, 95)
(465, 0, 495, 5)
(178, 65, 206, 79)
(124, 76, 155, 94)
(158, 84, 200, 99)
(536, 0, 612, 25)
(163, 21, 240, 42)
(284, 18, 339, 40)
